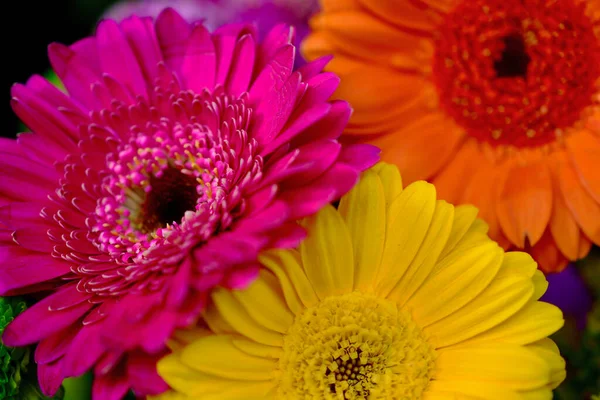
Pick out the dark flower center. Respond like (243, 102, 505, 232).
(432, 0, 600, 148)
(139, 167, 200, 233)
(494, 34, 530, 78)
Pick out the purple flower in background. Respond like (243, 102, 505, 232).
(103, 0, 319, 65)
(541, 264, 593, 329)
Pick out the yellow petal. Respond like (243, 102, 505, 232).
(300, 204, 354, 298)
(518, 388, 553, 400)
(377, 181, 437, 296)
(203, 303, 236, 335)
(532, 270, 549, 300)
(465, 301, 563, 345)
(212, 287, 284, 346)
(435, 345, 551, 390)
(181, 335, 277, 380)
(157, 352, 224, 396)
(232, 270, 295, 334)
(409, 242, 503, 327)
(425, 380, 520, 400)
(526, 339, 566, 389)
(372, 162, 403, 210)
(232, 337, 283, 359)
(149, 390, 193, 400)
(425, 274, 534, 348)
(439, 204, 479, 260)
(387, 200, 454, 305)
(338, 168, 386, 292)
(195, 381, 277, 400)
(260, 249, 318, 310)
(498, 252, 538, 278)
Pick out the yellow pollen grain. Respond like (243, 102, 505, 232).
(540, 105, 549, 115)
(482, 48, 491, 57)
(498, 106, 505, 113)
(278, 293, 436, 400)
(492, 130, 502, 139)
(526, 129, 536, 138)
(523, 98, 530, 106)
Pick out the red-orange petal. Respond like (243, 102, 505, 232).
(371, 112, 466, 183)
(321, 0, 361, 12)
(462, 160, 503, 240)
(431, 138, 482, 205)
(566, 129, 600, 203)
(555, 152, 600, 246)
(357, 0, 442, 31)
(549, 173, 584, 260)
(416, 0, 458, 13)
(529, 229, 570, 274)
(496, 159, 553, 248)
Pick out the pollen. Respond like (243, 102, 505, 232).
(277, 293, 436, 399)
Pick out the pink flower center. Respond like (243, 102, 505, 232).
(49, 74, 263, 298)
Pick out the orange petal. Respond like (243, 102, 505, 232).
(578, 233, 593, 259)
(417, 0, 458, 13)
(301, 31, 337, 62)
(371, 112, 466, 183)
(357, 0, 442, 31)
(310, 11, 433, 67)
(529, 230, 570, 274)
(548, 172, 583, 260)
(555, 152, 600, 246)
(462, 161, 503, 240)
(495, 159, 553, 248)
(335, 68, 434, 133)
(566, 129, 600, 203)
(321, 0, 361, 12)
(431, 138, 482, 205)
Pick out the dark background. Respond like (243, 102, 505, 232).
(2, 0, 118, 139)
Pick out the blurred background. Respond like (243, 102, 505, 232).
(2, 0, 120, 139)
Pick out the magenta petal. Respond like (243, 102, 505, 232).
(2, 285, 91, 346)
(225, 34, 256, 96)
(281, 140, 342, 185)
(213, 24, 256, 85)
(17, 132, 70, 165)
(120, 16, 163, 83)
(0, 249, 71, 295)
(338, 143, 381, 172)
(262, 102, 332, 155)
(38, 360, 65, 397)
(36, 325, 81, 365)
(256, 23, 294, 73)
(297, 55, 333, 81)
(223, 263, 260, 290)
(155, 8, 192, 73)
(127, 351, 169, 395)
(61, 323, 106, 377)
(12, 228, 55, 253)
(97, 20, 148, 98)
(93, 369, 130, 400)
(181, 24, 216, 91)
(268, 222, 306, 249)
(292, 100, 352, 147)
(250, 43, 295, 107)
(0, 202, 45, 228)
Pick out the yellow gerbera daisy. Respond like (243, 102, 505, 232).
(153, 163, 566, 399)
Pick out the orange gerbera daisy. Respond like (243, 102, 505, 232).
(303, 0, 600, 273)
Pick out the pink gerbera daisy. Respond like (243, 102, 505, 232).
(0, 8, 378, 399)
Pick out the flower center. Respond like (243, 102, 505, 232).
(278, 293, 436, 399)
(137, 166, 200, 234)
(432, 0, 600, 147)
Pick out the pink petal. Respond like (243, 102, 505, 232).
(338, 143, 381, 172)
(0, 249, 71, 294)
(48, 41, 101, 109)
(235, 200, 290, 233)
(250, 43, 294, 105)
(261, 102, 332, 155)
(17, 132, 70, 165)
(12, 228, 55, 253)
(35, 324, 81, 365)
(96, 19, 147, 99)
(0, 153, 58, 185)
(280, 140, 342, 186)
(0, 202, 45, 229)
(268, 222, 306, 249)
(256, 23, 294, 74)
(155, 8, 192, 74)
(223, 263, 260, 290)
(181, 24, 216, 92)
(252, 69, 300, 144)
(225, 34, 256, 96)
(127, 351, 169, 395)
(292, 100, 352, 147)
(120, 16, 163, 83)
(2, 285, 91, 346)
(297, 55, 333, 81)
(212, 24, 256, 85)
(166, 257, 192, 307)
(93, 368, 130, 400)
(38, 360, 65, 397)
(61, 323, 106, 377)
(244, 184, 278, 216)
